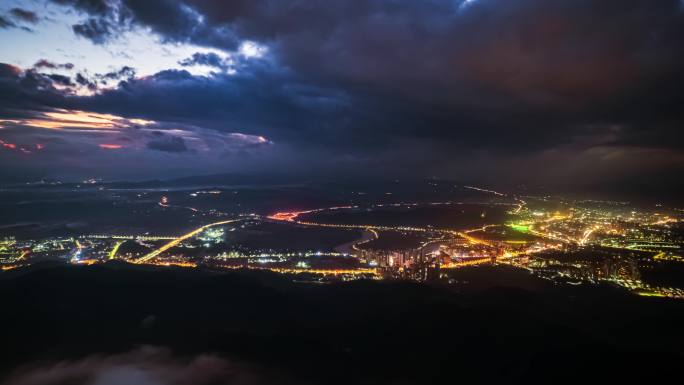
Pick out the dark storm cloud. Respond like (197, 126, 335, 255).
(1, 8, 39, 31)
(46, 74, 74, 87)
(44, 0, 684, 151)
(179, 52, 225, 69)
(9, 8, 39, 24)
(0, 64, 69, 115)
(120, 0, 211, 43)
(147, 136, 188, 153)
(0, 63, 22, 78)
(76, 64, 356, 150)
(74, 73, 97, 90)
(72, 17, 115, 44)
(50, 0, 111, 16)
(50, 0, 239, 47)
(49, 0, 129, 43)
(0, 62, 138, 105)
(0, 15, 15, 29)
(98, 65, 135, 81)
(63, 67, 137, 93)
(3, 0, 684, 187)
(34, 59, 75, 70)
(0, 15, 32, 32)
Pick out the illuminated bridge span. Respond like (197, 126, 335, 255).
(215, 264, 378, 277)
(83, 235, 177, 241)
(261, 267, 378, 276)
(441, 257, 493, 269)
(133, 219, 240, 264)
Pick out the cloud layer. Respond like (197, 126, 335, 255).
(3, 346, 293, 385)
(0, 0, 683, 193)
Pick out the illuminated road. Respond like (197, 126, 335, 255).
(134, 219, 240, 264)
(453, 224, 501, 247)
(441, 256, 493, 269)
(464, 185, 505, 197)
(513, 198, 526, 214)
(464, 224, 499, 234)
(352, 228, 379, 251)
(85, 235, 176, 241)
(579, 227, 597, 246)
(268, 206, 496, 248)
(109, 241, 124, 260)
(17, 250, 29, 261)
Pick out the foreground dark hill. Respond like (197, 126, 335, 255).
(1, 263, 683, 384)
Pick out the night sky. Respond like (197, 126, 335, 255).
(1, 0, 683, 193)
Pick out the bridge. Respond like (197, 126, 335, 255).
(133, 219, 240, 264)
(82, 235, 178, 241)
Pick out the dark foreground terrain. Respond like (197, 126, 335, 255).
(1, 263, 683, 384)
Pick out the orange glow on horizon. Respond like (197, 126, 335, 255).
(99, 144, 123, 149)
(2, 110, 156, 131)
(129, 118, 155, 126)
